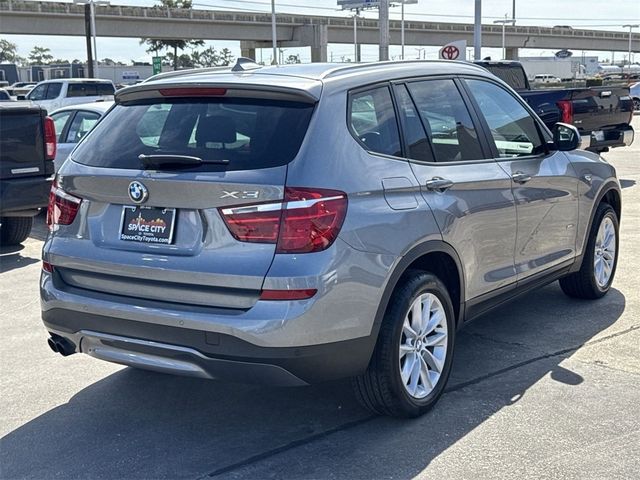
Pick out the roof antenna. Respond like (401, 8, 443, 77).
(232, 57, 262, 72)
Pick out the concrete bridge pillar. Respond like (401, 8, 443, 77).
(310, 24, 328, 63)
(505, 47, 519, 60)
(240, 41, 256, 61)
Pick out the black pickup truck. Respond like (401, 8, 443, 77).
(475, 61, 634, 152)
(0, 103, 55, 246)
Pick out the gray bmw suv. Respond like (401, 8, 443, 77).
(41, 60, 622, 417)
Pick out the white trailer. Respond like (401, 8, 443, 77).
(518, 59, 578, 81)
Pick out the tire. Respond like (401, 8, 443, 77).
(560, 203, 619, 299)
(0, 217, 33, 246)
(352, 271, 456, 418)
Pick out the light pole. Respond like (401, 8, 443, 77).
(271, 0, 277, 65)
(622, 24, 638, 74)
(494, 14, 515, 60)
(397, 1, 418, 61)
(353, 8, 359, 62)
(473, 0, 481, 61)
(74, 0, 109, 78)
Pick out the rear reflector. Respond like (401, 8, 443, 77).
(159, 87, 227, 97)
(46, 182, 82, 230)
(260, 289, 317, 301)
(557, 100, 573, 124)
(42, 261, 53, 273)
(219, 187, 348, 254)
(44, 116, 57, 160)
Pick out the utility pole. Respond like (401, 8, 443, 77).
(473, 0, 481, 61)
(379, 0, 390, 61)
(271, 0, 277, 65)
(83, 4, 94, 78)
(512, 0, 516, 25)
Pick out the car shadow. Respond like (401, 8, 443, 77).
(0, 284, 626, 479)
(620, 179, 636, 189)
(0, 245, 39, 274)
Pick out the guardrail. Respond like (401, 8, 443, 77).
(1, 0, 637, 41)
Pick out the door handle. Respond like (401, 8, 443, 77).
(511, 172, 532, 184)
(425, 177, 454, 192)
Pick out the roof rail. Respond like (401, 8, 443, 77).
(231, 57, 262, 72)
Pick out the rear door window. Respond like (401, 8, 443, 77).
(51, 111, 73, 142)
(66, 110, 101, 143)
(72, 97, 315, 172)
(406, 79, 485, 162)
(349, 86, 402, 157)
(45, 82, 62, 99)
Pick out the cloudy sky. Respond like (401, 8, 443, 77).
(3, 0, 640, 64)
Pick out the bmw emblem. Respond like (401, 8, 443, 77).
(128, 181, 148, 204)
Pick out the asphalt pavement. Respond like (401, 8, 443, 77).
(1, 117, 639, 480)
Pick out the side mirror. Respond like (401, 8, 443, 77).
(552, 122, 581, 151)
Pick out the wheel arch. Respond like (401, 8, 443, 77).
(571, 180, 621, 273)
(372, 240, 466, 335)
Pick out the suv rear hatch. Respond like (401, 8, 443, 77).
(46, 82, 318, 310)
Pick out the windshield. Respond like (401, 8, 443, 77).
(72, 97, 315, 172)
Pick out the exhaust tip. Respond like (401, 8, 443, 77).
(47, 335, 76, 356)
(47, 337, 59, 353)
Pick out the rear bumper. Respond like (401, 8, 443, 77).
(585, 125, 634, 151)
(0, 175, 52, 216)
(42, 308, 375, 385)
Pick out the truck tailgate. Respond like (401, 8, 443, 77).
(0, 104, 50, 180)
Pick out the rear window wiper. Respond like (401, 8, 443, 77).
(138, 154, 229, 168)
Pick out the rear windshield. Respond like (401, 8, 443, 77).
(480, 64, 528, 90)
(72, 98, 315, 172)
(67, 82, 115, 97)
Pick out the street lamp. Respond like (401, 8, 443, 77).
(74, 0, 110, 78)
(494, 14, 515, 60)
(395, 1, 418, 60)
(622, 24, 638, 75)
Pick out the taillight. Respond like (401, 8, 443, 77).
(159, 87, 227, 97)
(42, 261, 53, 273)
(44, 116, 57, 160)
(557, 100, 573, 124)
(46, 182, 82, 230)
(219, 187, 348, 254)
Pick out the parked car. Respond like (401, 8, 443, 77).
(0, 88, 14, 101)
(1, 103, 55, 246)
(532, 73, 561, 84)
(630, 81, 640, 111)
(25, 79, 115, 112)
(476, 60, 634, 152)
(42, 60, 622, 418)
(6, 82, 36, 98)
(50, 101, 113, 170)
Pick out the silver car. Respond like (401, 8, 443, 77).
(41, 60, 621, 418)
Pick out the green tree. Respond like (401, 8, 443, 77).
(285, 53, 301, 64)
(28, 46, 53, 65)
(0, 39, 19, 63)
(140, 0, 203, 70)
(218, 48, 234, 66)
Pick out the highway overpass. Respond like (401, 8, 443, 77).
(1, 0, 638, 62)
